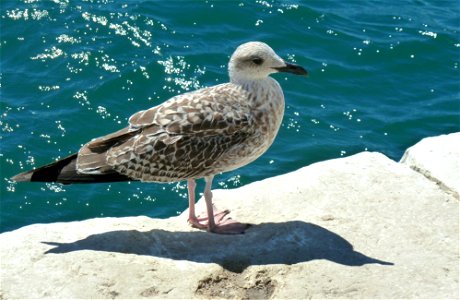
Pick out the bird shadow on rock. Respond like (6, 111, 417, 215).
(43, 220, 393, 273)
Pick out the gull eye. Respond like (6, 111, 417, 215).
(251, 57, 264, 65)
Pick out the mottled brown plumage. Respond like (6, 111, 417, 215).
(77, 81, 282, 183)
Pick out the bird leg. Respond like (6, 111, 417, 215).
(187, 178, 231, 229)
(187, 177, 248, 234)
(187, 179, 206, 229)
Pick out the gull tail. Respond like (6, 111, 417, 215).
(11, 153, 131, 184)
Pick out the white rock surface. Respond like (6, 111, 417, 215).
(1, 136, 459, 299)
(400, 132, 460, 198)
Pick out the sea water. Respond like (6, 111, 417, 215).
(1, 0, 459, 232)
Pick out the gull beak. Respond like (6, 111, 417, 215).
(274, 62, 308, 76)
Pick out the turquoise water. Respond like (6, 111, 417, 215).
(1, 1, 459, 233)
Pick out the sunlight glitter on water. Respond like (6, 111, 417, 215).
(1, 0, 458, 232)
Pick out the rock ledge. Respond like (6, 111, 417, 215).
(1, 133, 459, 299)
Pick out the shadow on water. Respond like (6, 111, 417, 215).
(43, 220, 393, 273)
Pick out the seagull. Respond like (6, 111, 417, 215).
(12, 41, 308, 234)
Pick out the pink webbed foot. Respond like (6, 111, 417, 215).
(188, 207, 229, 229)
(186, 177, 250, 235)
(189, 207, 249, 234)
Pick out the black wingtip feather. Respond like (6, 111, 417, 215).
(11, 153, 132, 184)
(11, 154, 77, 183)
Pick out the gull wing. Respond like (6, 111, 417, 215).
(77, 83, 256, 181)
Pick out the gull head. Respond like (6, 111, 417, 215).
(228, 41, 307, 83)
